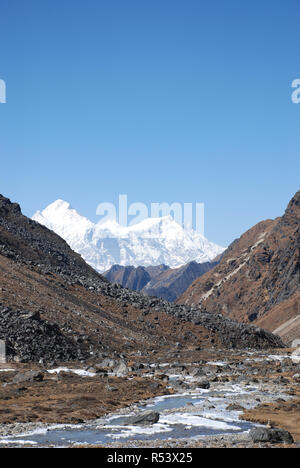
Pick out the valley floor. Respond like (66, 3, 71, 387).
(0, 347, 299, 448)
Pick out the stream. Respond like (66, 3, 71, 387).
(0, 384, 270, 447)
(0, 353, 295, 448)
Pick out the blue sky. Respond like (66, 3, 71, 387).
(0, 0, 299, 246)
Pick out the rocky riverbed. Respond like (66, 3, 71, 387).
(0, 347, 299, 448)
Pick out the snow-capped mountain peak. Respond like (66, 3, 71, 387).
(32, 200, 225, 273)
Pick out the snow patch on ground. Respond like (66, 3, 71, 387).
(47, 367, 97, 377)
(159, 413, 240, 431)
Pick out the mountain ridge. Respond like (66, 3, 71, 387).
(32, 200, 225, 272)
(104, 261, 218, 302)
(178, 190, 300, 345)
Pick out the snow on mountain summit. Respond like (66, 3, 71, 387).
(32, 200, 225, 273)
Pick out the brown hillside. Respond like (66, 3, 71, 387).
(178, 191, 300, 343)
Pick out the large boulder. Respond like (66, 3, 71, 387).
(197, 377, 210, 389)
(113, 360, 129, 376)
(125, 411, 160, 426)
(249, 427, 294, 444)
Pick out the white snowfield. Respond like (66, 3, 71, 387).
(32, 200, 225, 273)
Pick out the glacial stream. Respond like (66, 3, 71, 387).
(0, 385, 266, 447)
(1, 353, 295, 448)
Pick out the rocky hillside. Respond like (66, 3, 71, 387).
(0, 305, 86, 363)
(143, 261, 219, 302)
(0, 195, 108, 283)
(178, 190, 300, 345)
(0, 194, 285, 362)
(104, 262, 218, 302)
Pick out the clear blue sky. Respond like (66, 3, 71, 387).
(0, 0, 299, 246)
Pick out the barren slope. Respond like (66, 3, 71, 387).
(178, 191, 300, 343)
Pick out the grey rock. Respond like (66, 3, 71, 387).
(125, 411, 160, 426)
(97, 358, 116, 368)
(113, 360, 129, 376)
(12, 371, 44, 384)
(197, 378, 210, 389)
(249, 427, 294, 444)
(190, 367, 206, 377)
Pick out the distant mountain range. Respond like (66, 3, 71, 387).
(32, 200, 225, 273)
(103, 261, 218, 302)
